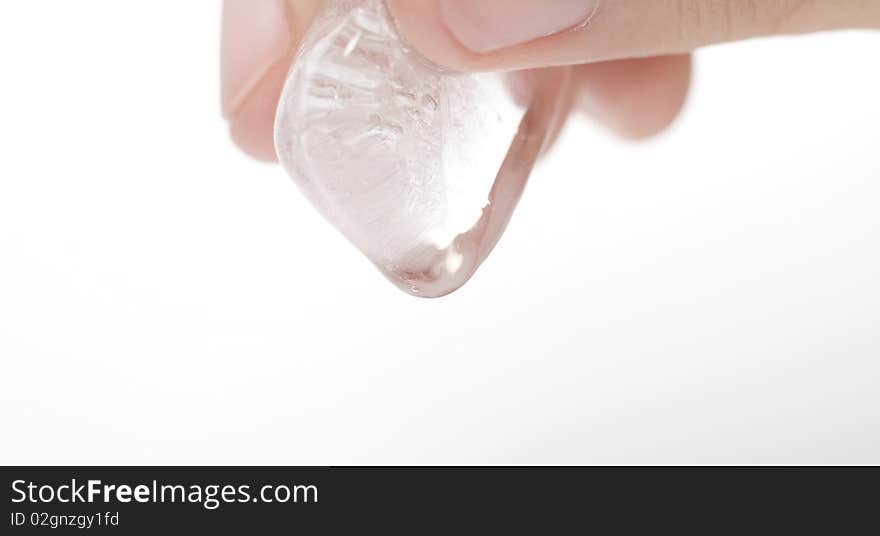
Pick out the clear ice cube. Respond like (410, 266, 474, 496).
(275, 0, 568, 297)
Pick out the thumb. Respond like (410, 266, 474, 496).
(387, 0, 880, 70)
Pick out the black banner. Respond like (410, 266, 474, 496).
(1, 467, 876, 532)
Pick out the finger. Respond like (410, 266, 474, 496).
(387, 0, 880, 71)
(575, 54, 692, 140)
(221, 0, 319, 161)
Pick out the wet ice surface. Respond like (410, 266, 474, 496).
(275, 0, 559, 297)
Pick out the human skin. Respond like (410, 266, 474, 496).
(221, 0, 880, 162)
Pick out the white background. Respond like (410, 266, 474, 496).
(1, 2, 878, 464)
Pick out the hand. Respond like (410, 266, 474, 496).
(221, 0, 879, 161)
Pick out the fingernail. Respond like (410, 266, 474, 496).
(221, 0, 291, 117)
(438, 0, 599, 54)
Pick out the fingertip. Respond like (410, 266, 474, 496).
(576, 54, 692, 140)
(226, 58, 291, 162)
(223, 0, 327, 161)
(221, 0, 292, 117)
